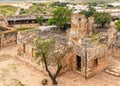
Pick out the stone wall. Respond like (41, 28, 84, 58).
(60, 38, 108, 78)
(111, 36, 120, 60)
(17, 42, 36, 63)
(86, 44, 108, 78)
(87, 55, 107, 78)
(107, 23, 117, 47)
(17, 30, 36, 62)
(69, 14, 94, 38)
(59, 52, 77, 75)
(9, 24, 39, 28)
(0, 29, 17, 49)
(88, 17, 94, 35)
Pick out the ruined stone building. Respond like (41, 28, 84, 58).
(17, 26, 58, 63)
(62, 38, 107, 78)
(0, 26, 17, 49)
(63, 14, 108, 78)
(16, 14, 108, 78)
(0, 12, 119, 79)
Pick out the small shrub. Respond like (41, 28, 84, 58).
(41, 79, 48, 85)
(37, 16, 44, 25)
(115, 20, 120, 31)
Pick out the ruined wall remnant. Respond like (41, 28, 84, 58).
(66, 14, 107, 78)
(108, 22, 118, 48)
(60, 40, 108, 78)
(86, 44, 107, 78)
(69, 14, 94, 39)
(0, 28, 17, 49)
(110, 32, 120, 60)
(88, 17, 94, 35)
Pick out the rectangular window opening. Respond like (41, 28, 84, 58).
(94, 58, 98, 67)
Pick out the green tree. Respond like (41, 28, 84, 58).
(35, 37, 69, 85)
(48, 7, 72, 30)
(37, 16, 44, 25)
(20, 8, 26, 14)
(88, 2, 97, 7)
(107, 4, 114, 8)
(80, 7, 96, 18)
(93, 12, 112, 27)
(115, 19, 120, 31)
(51, 1, 68, 7)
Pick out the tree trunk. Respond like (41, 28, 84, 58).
(101, 23, 105, 28)
(52, 77, 57, 85)
(42, 53, 62, 85)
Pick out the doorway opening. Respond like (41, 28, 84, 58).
(23, 44, 26, 53)
(76, 55, 81, 72)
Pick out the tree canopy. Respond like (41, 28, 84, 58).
(80, 7, 96, 18)
(51, 1, 68, 7)
(35, 36, 69, 85)
(80, 7, 112, 27)
(88, 2, 98, 7)
(37, 16, 44, 25)
(48, 7, 72, 30)
(93, 12, 112, 27)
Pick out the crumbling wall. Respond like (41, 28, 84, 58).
(17, 42, 36, 63)
(59, 52, 77, 75)
(0, 30, 17, 48)
(86, 44, 108, 78)
(87, 55, 107, 78)
(107, 22, 117, 47)
(88, 17, 94, 35)
(69, 14, 94, 39)
(60, 41, 85, 77)
(111, 32, 120, 60)
(17, 43, 24, 56)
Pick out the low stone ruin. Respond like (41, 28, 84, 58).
(16, 13, 120, 79)
(0, 27, 17, 49)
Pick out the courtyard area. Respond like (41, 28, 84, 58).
(0, 46, 119, 86)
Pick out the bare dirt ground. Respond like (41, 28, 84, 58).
(0, 45, 120, 86)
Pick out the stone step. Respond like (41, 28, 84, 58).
(105, 69, 120, 77)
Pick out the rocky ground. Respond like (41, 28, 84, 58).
(0, 46, 120, 86)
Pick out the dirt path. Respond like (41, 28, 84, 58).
(0, 54, 48, 86)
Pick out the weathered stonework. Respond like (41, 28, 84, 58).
(70, 14, 94, 38)
(108, 22, 118, 48)
(0, 27, 17, 49)
(61, 38, 108, 78)
(88, 17, 94, 35)
(64, 14, 108, 78)
(17, 14, 108, 79)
